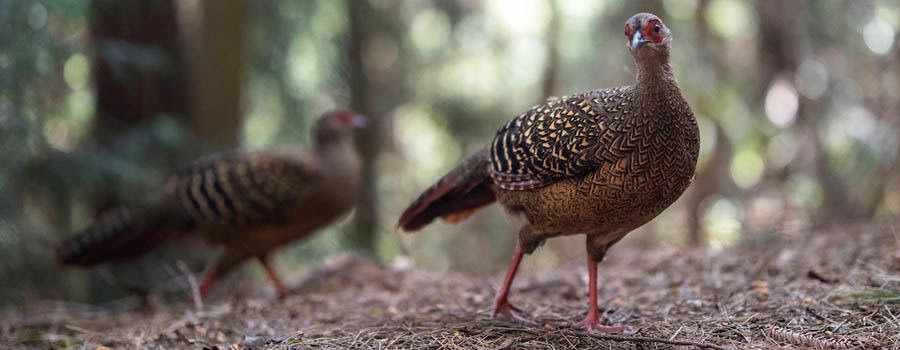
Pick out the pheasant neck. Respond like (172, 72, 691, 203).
(634, 58, 678, 102)
(317, 139, 359, 167)
(316, 138, 362, 191)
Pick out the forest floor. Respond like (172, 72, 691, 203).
(3, 219, 900, 350)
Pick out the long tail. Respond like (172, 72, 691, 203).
(398, 147, 496, 231)
(55, 202, 194, 266)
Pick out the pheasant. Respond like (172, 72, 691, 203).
(398, 13, 698, 332)
(56, 109, 366, 298)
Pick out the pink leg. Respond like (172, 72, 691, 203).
(574, 255, 632, 332)
(258, 256, 288, 298)
(491, 243, 536, 324)
(199, 267, 216, 298)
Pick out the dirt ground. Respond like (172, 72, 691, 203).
(3, 220, 900, 349)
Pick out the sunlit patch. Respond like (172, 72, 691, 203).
(764, 79, 798, 128)
(863, 17, 895, 55)
(705, 0, 758, 39)
(701, 196, 743, 249)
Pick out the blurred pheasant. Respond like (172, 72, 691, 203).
(398, 13, 698, 332)
(56, 110, 366, 298)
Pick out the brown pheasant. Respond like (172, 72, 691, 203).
(398, 13, 698, 331)
(56, 109, 365, 297)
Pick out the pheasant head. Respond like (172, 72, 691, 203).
(625, 13, 672, 62)
(313, 109, 367, 147)
(625, 13, 678, 93)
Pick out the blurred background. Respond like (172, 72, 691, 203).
(1, 0, 898, 308)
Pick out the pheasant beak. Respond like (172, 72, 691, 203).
(352, 114, 368, 128)
(630, 31, 649, 51)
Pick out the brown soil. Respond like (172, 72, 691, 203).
(3, 220, 900, 349)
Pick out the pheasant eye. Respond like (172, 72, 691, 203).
(653, 24, 660, 33)
(625, 25, 632, 37)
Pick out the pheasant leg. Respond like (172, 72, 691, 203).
(491, 243, 535, 324)
(258, 255, 288, 298)
(199, 268, 216, 298)
(574, 256, 632, 332)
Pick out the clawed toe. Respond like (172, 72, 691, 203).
(492, 299, 537, 325)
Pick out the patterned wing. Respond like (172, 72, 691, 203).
(489, 87, 637, 190)
(165, 149, 318, 226)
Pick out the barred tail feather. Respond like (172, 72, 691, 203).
(398, 147, 496, 231)
(55, 203, 193, 266)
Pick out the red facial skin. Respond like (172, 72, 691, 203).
(626, 19, 664, 44)
(331, 109, 356, 127)
(642, 19, 664, 43)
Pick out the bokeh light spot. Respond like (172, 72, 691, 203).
(63, 53, 90, 90)
(730, 148, 764, 188)
(795, 59, 828, 99)
(28, 3, 48, 30)
(863, 17, 895, 55)
(764, 79, 799, 128)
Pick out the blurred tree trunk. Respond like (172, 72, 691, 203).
(345, 0, 379, 253)
(542, 0, 560, 98)
(188, 0, 247, 152)
(90, 0, 189, 213)
(85, 0, 247, 301)
(344, 0, 408, 253)
(90, 0, 187, 147)
(88, 0, 189, 301)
